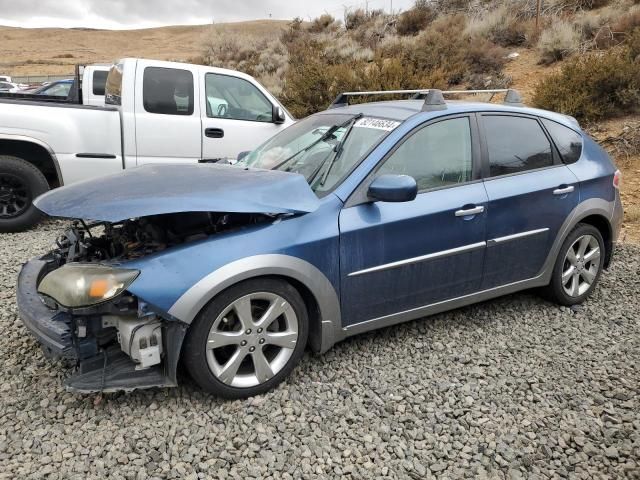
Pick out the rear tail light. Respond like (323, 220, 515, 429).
(613, 170, 621, 189)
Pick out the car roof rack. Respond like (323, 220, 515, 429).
(328, 88, 524, 111)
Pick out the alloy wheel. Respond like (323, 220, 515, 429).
(561, 234, 601, 298)
(205, 292, 299, 388)
(0, 173, 29, 218)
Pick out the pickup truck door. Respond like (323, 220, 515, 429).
(134, 60, 202, 165)
(200, 71, 290, 161)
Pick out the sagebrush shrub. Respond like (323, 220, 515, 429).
(308, 14, 338, 34)
(538, 19, 581, 63)
(396, 3, 436, 36)
(533, 46, 640, 121)
(344, 8, 383, 30)
(467, 6, 531, 47)
(612, 5, 640, 36)
(465, 38, 508, 73)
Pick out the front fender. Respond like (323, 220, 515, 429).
(166, 254, 343, 354)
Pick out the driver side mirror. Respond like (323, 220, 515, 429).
(272, 105, 286, 124)
(367, 174, 417, 203)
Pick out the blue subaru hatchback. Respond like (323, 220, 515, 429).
(18, 89, 623, 398)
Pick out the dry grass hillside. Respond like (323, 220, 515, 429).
(0, 20, 288, 76)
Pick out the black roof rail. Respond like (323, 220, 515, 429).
(328, 88, 524, 110)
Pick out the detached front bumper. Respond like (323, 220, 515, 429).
(17, 259, 75, 360)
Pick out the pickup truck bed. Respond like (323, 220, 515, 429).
(0, 98, 123, 184)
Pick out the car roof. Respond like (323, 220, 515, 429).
(317, 99, 581, 131)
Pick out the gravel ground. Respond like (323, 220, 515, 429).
(0, 221, 638, 480)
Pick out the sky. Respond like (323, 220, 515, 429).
(0, 0, 416, 29)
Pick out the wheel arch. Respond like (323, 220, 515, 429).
(541, 198, 615, 284)
(167, 254, 343, 354)
(0, 135, 63, 189)
(575, 213, 613, 268)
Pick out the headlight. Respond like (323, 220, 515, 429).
(38, 264, 139, 308)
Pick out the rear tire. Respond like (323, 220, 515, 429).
(182, 278, 308, 399)
(543, 223, 605, 306)
(0, 155, 49, 233)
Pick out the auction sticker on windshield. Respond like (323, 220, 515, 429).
(354, 118, 400, 131)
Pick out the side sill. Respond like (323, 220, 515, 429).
(342, 274, 548, 337)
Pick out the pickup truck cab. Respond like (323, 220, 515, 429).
(0, 58, 294, 232)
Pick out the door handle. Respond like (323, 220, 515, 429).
(553, 185, 574, 195)
(205, 128, 224, 139)
(455, 205, 485, 217)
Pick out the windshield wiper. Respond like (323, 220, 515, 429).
(308, 113, 363, 187)
(271, 124, 341, 172)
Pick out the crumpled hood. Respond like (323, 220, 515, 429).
(34, 163, 320, 222)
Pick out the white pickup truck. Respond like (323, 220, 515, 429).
(0, 58, 294, 232)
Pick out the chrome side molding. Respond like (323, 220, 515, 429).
(487, 228, 549, 246)
(347, 241, 486, 277)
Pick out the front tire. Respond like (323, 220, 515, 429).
(0, 155, 49, 233)
(182, 278, 308, 399)
(544, 223, 605, 306)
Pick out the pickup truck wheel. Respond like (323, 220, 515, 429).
(182, 278, 308, 399)
(0, 155, 49, 233)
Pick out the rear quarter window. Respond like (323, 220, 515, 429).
(92, 70, 108, 96)
(541, 118, 583, 164)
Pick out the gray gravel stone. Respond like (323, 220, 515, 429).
(0, 222, 638, 479)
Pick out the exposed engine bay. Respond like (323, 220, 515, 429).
(50, 211, 274, 265)
(33, 211, 275, 392)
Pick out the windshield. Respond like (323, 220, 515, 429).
(243, 113, 399, 194)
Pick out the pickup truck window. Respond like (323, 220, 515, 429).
(105, 63, 123, 105)
(92, 70, 108, 96)
(205, 73, 273, 123)
(143, 67, 194, 116)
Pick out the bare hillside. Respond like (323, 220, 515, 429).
(0, 20, 288, 75)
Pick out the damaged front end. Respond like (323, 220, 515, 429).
(17, 211, 272, 393)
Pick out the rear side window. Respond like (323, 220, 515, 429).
(542, 119, 582, 164)
(143, 67, 194, 116)
(92, 70, 108, 96)
(484, 116, 553, 177)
